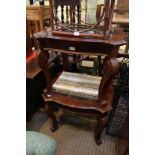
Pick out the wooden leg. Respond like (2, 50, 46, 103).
(95, 115, 108, 145)
(44, 103, 58, 132)
(38, 51, 52, 96)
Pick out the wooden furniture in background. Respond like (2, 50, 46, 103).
(26, 5, 50, 36)
(26, 52, 45, 121)
(26, 20, 32, 55)
(54, 0, 81, 24)
(96, 4, 129, 26)
(26, 51, 61, 121)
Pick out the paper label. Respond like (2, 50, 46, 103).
(82, 61, 94, 68)
(69, 47, 75, 51)
(74, 31, 80, 36)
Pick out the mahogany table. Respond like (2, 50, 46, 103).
(33, 28, 126, 145)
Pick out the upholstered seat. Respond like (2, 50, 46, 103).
(52, 71, 102, 100)
(26, 131, 57, 155)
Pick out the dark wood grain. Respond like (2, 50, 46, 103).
(95, 115, 108, 145)
(35, 31, 126, 144)
(44, 103, 58, 132)
(42, 92, 112, 114)
(34, 0, 127, 145)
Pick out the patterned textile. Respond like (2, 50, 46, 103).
(106, 59, 129, 138)
(106, 96, 129, 138)
(52, 71, 101, 100)
(26, 131, 57, 155)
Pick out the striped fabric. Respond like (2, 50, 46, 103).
(52, 71, 102, 100)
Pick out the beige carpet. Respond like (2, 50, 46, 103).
(27, 110, 123, 155)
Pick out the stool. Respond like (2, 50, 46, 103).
(26, 131, 57, 155)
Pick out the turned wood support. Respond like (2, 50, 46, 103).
(61, 5, 64, 23)
(98, 56, 119, 105)
(95, 114, 108, 145)
(69, 2, 73, 24)
(66, 6, 69, 24)
(44, 103, 58, 132)
(38, 51, 52, 96)
(72, 6, 75, 24)
(77, 5, 81, 24)
(55, 5, 58, 27)
(95, 48, 119, 145)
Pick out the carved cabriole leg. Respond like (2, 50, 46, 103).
(98, 56, 119, 105)
(38, 50, 52, 97)
(44, 103, 58, 132)
(95, 114, 108, 145)
(95, 54, 119, 145)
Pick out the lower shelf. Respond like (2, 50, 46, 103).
(42, 92, 112, 115)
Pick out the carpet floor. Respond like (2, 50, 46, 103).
(27, 110, 127, 155)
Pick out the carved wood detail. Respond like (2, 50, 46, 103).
(98, 57, 119, 105)
(44, 103, 58, 132)
(95, 114, 108, 145)
(38, 51, 52, 96)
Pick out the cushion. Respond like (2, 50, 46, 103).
(52, 71, 101, 100)
(26, 131, 57, 155)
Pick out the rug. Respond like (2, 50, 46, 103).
(27, 110, 119, 155)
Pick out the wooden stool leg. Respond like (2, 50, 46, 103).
(95, 115, 108, 145)
(45, 103, 58, 132)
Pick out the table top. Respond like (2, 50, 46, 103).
(34, 28, 126, 46)
(33, 28, 127, 56)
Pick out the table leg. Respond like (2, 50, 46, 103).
(98, 57, 119, 103)
(38, 51, 52, 96)
(45, 103, 58, 132)
(95, 114, 108, 145)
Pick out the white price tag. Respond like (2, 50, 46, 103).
(74, 31, 80, 36)
(69, 47, 75, 51)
